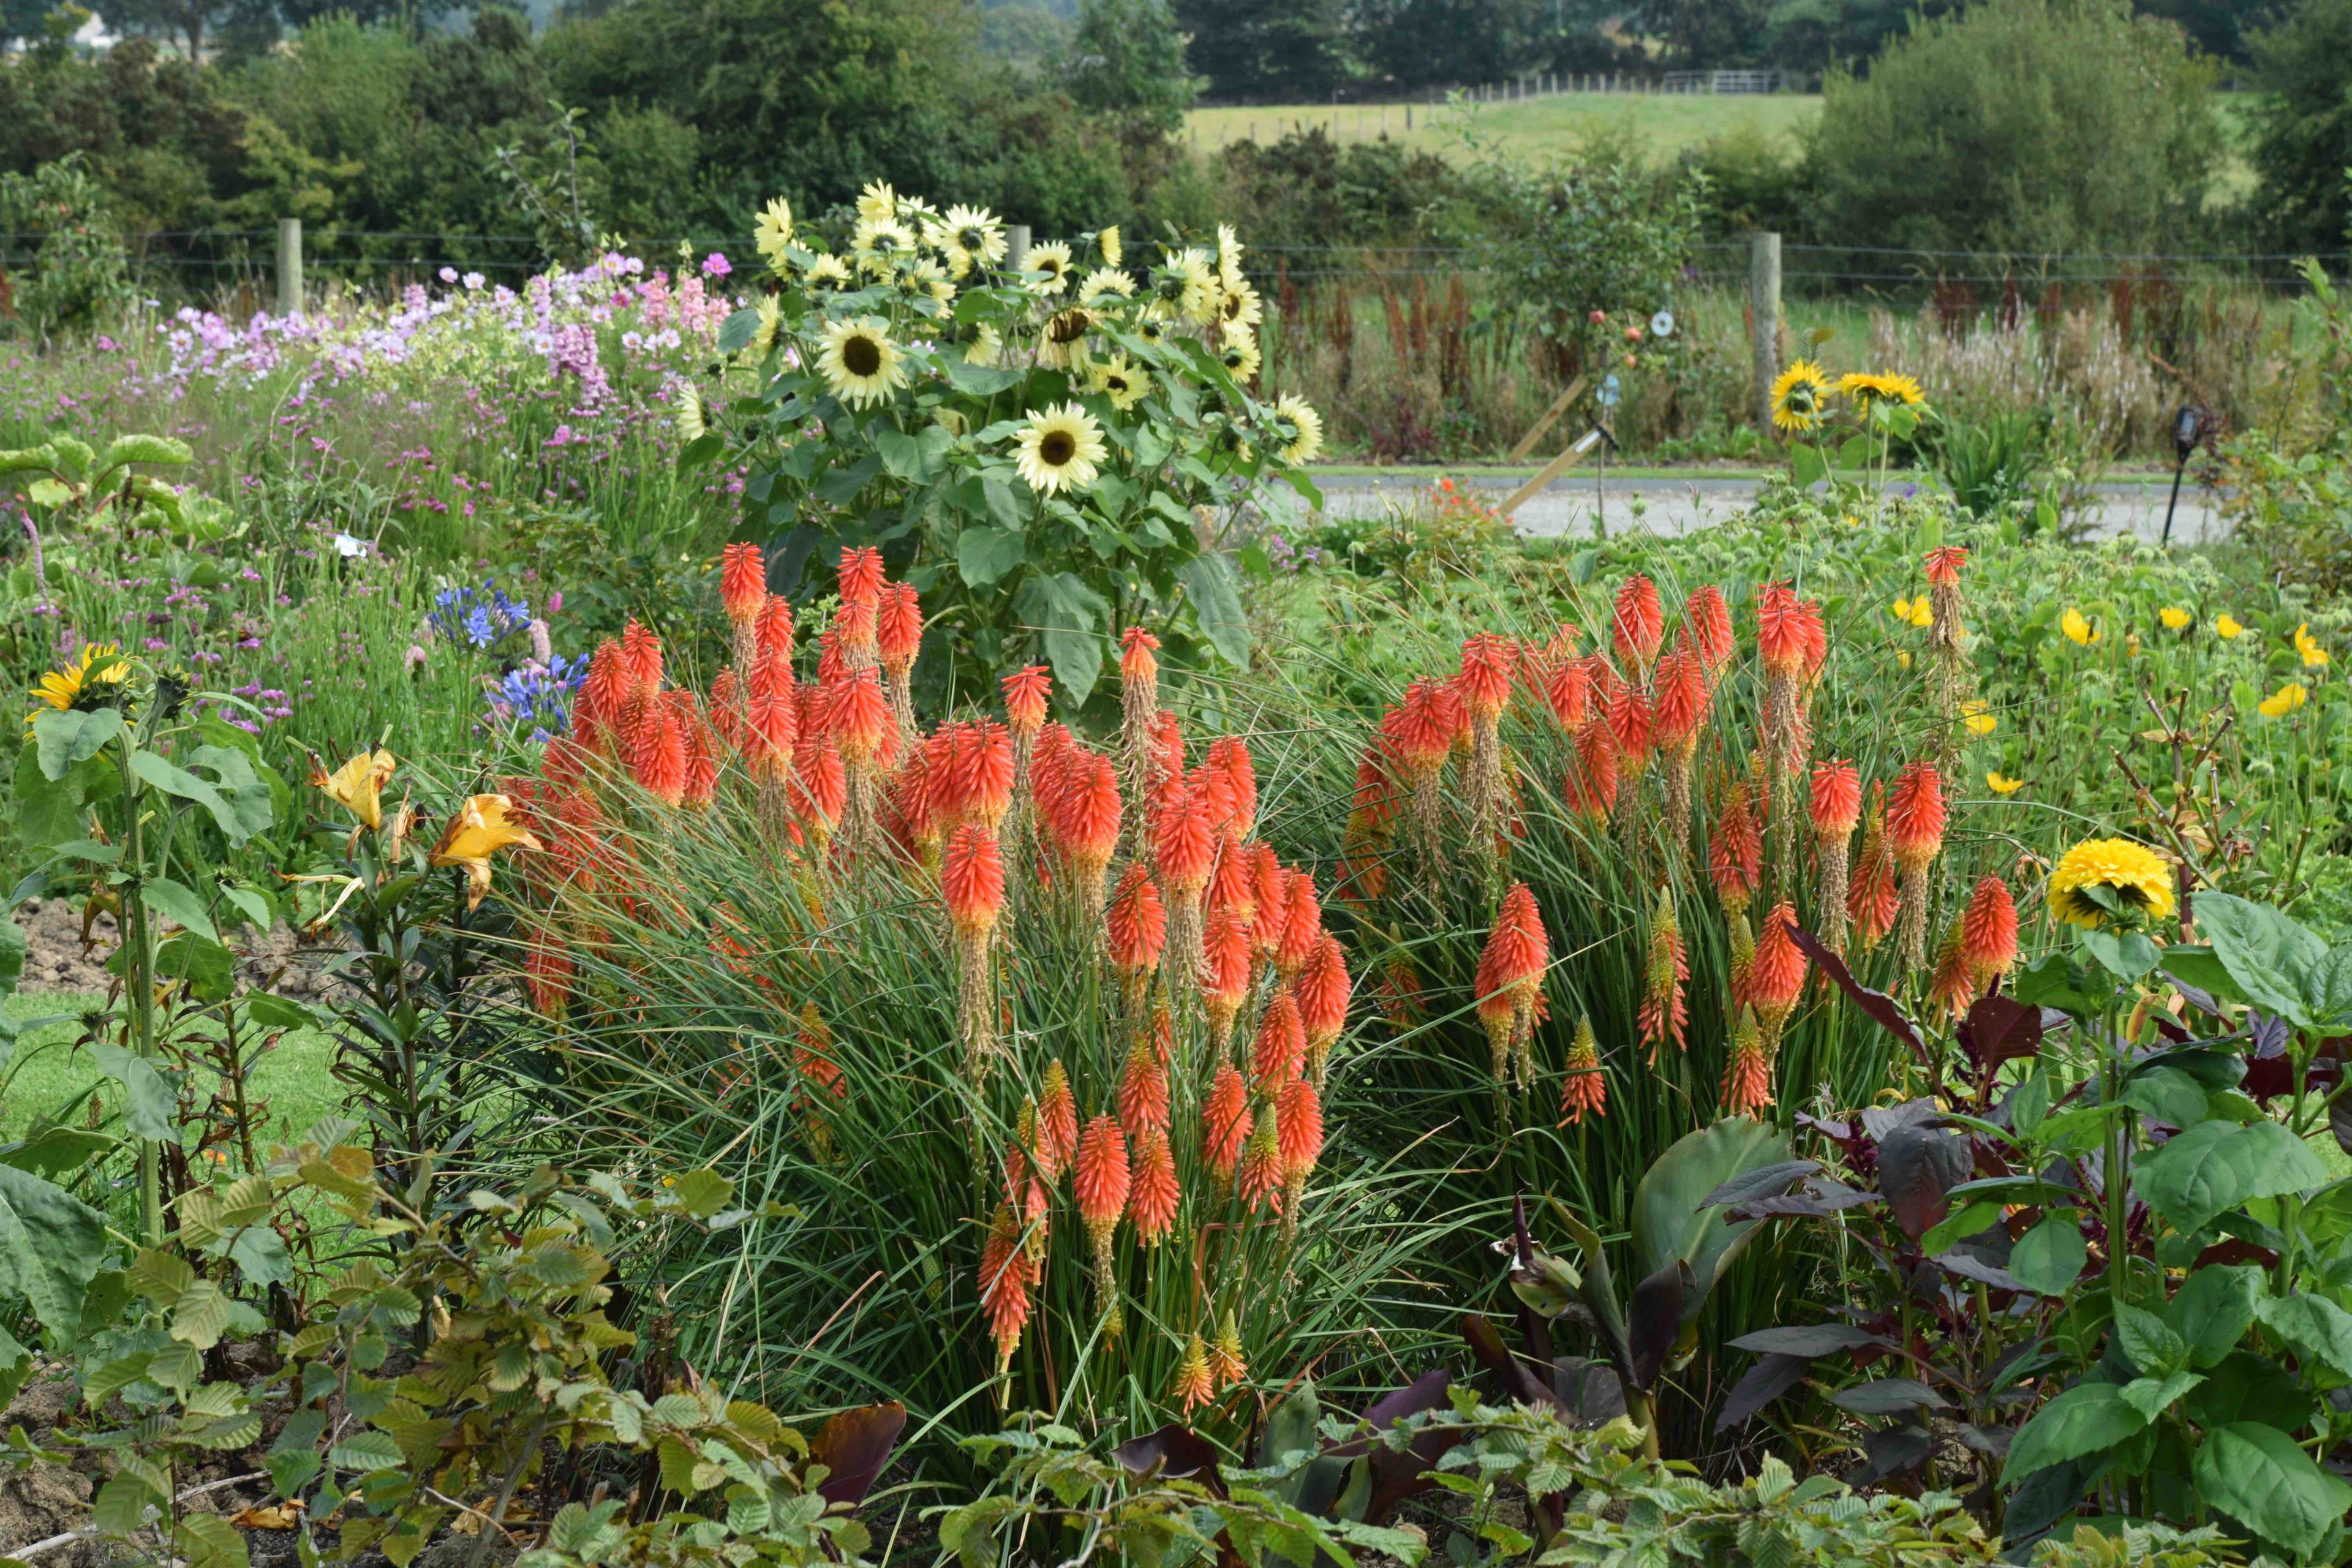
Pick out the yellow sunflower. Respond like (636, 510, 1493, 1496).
(1088, 356, 1148, 411)
(753, 197, 794, 273)
(855, 181, 899, 228)
(853, 218, 916, 277)
(1273, 394, 1323, 465)
(1770, 361, 1832, 435)
(2047, 837, 2175, 930)
(1837, 370, 1926, 409)
(1078, 267, 1135, 306)
(816, 317, 910, 407)
(933, 205, 1006, 279)
(1012, 402, 1108, 496)
(1153, 249, 1218, 324)
(803, 254, 853, 292)
(1023, 241, 1074, 295)
(26, 642, 130, 729)
(1218, 334, 1262, 382)
(1098, 225, 1123, 268)
(1218, 277, 1264, 333)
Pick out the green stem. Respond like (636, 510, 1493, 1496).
(118, 740, 161, 1248)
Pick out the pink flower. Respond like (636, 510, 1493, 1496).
(701, 253, 733, 277)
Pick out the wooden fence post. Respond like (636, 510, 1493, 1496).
(1751, 232, 1782, 437)
(276, 218, 303, 318)
(1007, 225, 1031, 272)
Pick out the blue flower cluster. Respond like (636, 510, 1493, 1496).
(429, 580, 532, 650)
(487, 654, 587, 742)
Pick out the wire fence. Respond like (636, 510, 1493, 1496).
(3, 228, 2339, 304)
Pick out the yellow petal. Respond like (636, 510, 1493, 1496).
(311, 749, 396, 831)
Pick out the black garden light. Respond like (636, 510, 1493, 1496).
(2162, 404, 2206, 548)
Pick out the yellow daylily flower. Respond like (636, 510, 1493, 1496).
(2295, 622, 2330, 668)
(430, 794, 543, 910)
(1986, 772, 2026, 795)
(311, 749, 396, 831)
(2159, 606, 2192, 631)
(2215, 614, 2245, 639)
(26, 642, 130, 729)
(2060, 608, 2098, 646)
(1959, 701, 1997, 737)
(2257, 682, 2309, 719)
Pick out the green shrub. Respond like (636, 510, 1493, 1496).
(1802, 0, 2222, 255)
(2246, 0, 2352, 254)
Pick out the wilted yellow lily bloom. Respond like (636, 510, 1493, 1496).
(1986, 772, 2025, 795)
(2295, 623, 2330, 668)
(2159, 606, 2192, 631)
(2060, 608, 2098, 646)
(2258, 682, 2309, 719)
(2216, 614, 2245, 639)
(311, 749, 396, 830)
(431, 794, 543, 910)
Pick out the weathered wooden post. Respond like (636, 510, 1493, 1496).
(276, 218, 303, 318)
(1751, 231, 1782, 437)
(1007, 225, 1032, 271)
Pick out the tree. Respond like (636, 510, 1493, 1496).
(1802, 0, 2220, 254)
(2247, 0, 2352, 251)
(2135, 0, 2269, 62)
(1763, 0, 1967, 72)
(1057, 0, 1196, 134)
(1631, 0, 1772, 65)
(1170, 0, 1354, 101)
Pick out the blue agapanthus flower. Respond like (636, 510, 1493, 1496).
(429, 580, 532, 650)
(486, 654, 587, 740)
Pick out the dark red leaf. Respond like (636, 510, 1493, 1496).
(1714, 1352, 1811, 1431)
(1876, 1124, 1972, 1243)
(2194, 1237, 2278, 1269)
(1461, 1312, 1567, 1415)
(1790, 924, 1924, 1057)
(1114, 1424, 1226, 1496)
(1626, 1262, 1691, 1393)
(1958, 995, 2044, 1072)
(812, 1401, 906, 1509)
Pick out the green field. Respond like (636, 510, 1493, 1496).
(1183, 89, 1823, 164)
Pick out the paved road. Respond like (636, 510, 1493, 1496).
(1304, 472, 2231, 545)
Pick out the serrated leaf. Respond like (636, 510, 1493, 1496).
(0, 1164, 108, 1342)
(2193, 1421, 2352, 1555)
(2114, 1305, 2187, 1378)
(2003, 1382, 2147, 1482)
(2119, 1371, 2201, 1421)
(329, 1431, 405, 1472)
(92, 1472, 160, 1536)
(2253, 1292, 2352, 1380)
(171, 1279, 233, 1350)
(2009, 1215, 2087, 1296)
(2132, 1118, 2328, 1232)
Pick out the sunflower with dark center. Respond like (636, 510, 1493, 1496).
(1013, 402, 1107, 495)
(818, 317, 909, 407)
(1770, 360, 1832, 435)
(1048, 309, 1091, 346)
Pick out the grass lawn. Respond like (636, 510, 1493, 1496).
(2, 992, 342, 1152)
(1183, 89, 1820, 166)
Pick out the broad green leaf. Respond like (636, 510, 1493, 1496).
(2131, 1118, 2328, 1233)
(174, 1510, 248, 1568)
(330, 1430, 405, 1473)
(129, 748, 270, 846)
(1631, 1116, 1791, 1310)
(2114, 1305, 2187, 1378)
(270, 1409, 326, 1498)
(13, 740, 89, 847)
(0, 1164, 108, 1342)
(0, 1321, 29, 1409)
(244, 993, 315, 1031)
(2193, 1422, 2352, 1556)
(1789, 444, 1827, 488)
(32, 706, 122, 780)
(170, 1278, 232, 1349)
(2082, 928, 2163, 981)
(2003, 1382, 2147, 1482)
(956, 525, 1027, 587)
(27, 477, 75, 508)
(715, 307, 761, 354)
(92, 1472, 160, 1536)
(2122, 1066, 2208, 1129)
(91, 1043, 176, 1141)
(2195, 894, 2330, 1028)
(0, 916, 22, 1001)
(2253, 1292, 2352, 1381)
(2008, 1215, 2087, 1296)
(143, 876, 217, 943)
(666, 1169, 732, 1218)
(2119, 1371, 2201, 1422)
(1175, 553, 1250, 669)
(95, 434, 193, 473)
(2168, 1265, 2261, 1369)
(228, 1224, 293, 1289)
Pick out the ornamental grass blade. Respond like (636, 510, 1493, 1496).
(1789, 924, 1924, 1058)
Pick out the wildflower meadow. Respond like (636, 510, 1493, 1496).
(6, 159, 2352, 1568)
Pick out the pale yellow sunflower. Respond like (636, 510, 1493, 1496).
(753, 197, 794, 273)
(816, 317, 910, 407)
(964, 322, 1004, 366)
(1078, 267, 1135, 306)
(855, 181, 899, 228)
(1088, 356, 1148, 410)
(1273, 394, 1322, 465)
(1770, 361, 1832, 435)
(1218, 333, 1261, 382)
(1023, 241, 1074, 295)
(933, 205, 1006, 279)
(1012, 402, 1107, 496)
(1040, 306, 1095, 369)
(1098, 225, 1123, 268)
(674, 383, 705, 441)
(2046, 837, 2174, 930)
(803, 254, 853, 292)
(1218, 277, 1264, 333)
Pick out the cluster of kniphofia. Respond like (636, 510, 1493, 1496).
(1343, 556, 2018, 1125)
(502, 545, 1351, 1409)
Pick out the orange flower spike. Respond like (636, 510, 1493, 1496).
(1637, 887, 1689, 1063)
(791, 734, 846, 833)
(709, 669, 742, 745)
(1001, 665, 1051, 740)
(755, 595, 795, 662)
(1236, 1117, 1284, 1217)
(959, 720, 1016, 833)
(831, 596, 878, 673)
(1251, 989, 1308, 1091)
(1651, 641, 1708, 754)
(1558, 1014, 1606, 1126)
(1207, 736, 1259, 841)
(1708, 783, 1762, 914)
(1474, 883, 1550, 1084)
(1075, 1115, 1131, 1237)
(943, 826, 1006, 941)
(1202, 1063, 1252, 1185)
(837, 545, 886, 607)
(1063, 750, 1123, 896)
(1755, 580, 1806, 677)
(876, 581, 922, 678)
(720, 543, 766, 628)
(1250, 843, 1289, 959)
(620, 619, 664, 698)
(1170, 1331, 1215, 1410)
(1885, 760, 1948, 873)
(1924, 546, 1970, 587)
(1612, 573, 1664, 674)
(1118, 1034, 1171, 1140)
(1457, 633, 1515, 725)
(1127, 1127, 1180, 1246)
(1747, 902, 1810, 1046)
(826, 668, 893, 767)
(978, 1205, 1033, 1371)
(1120, 624, 1161, 687)
(677, 699, 719, 808)
(1276, 870, 1321, 982)
(1276, 1074, 1324, 1179)
(576, 639, 628, 751)
(1565, 715, 1619, 824)
(1035, 1060, 1078, 1180)
(1387, 678, 1460, 778)
(1962, 875, 2019, 984)
(1847, 812, 1901, 956)
(1004, 1128, 1052, 1253)
(1205, 837, 1254, 921)
(1202, 907, 1255, 1046)
(1809, 760, 1862, 838)
(1154, 782, 1216, 897)
(1686, 585, 1736, 674)
(636, 709, 687, 806)
(1542, 649, 1592, 730)
(1605, 671, 1654, 774)
(1928, 918, 1977, 1020)
(1106, 865, 1167, 975)
(1189, 761, 1238, 840)
(1722, 1006, 1772, 1117)
(1296, 933, 1351, 1083)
